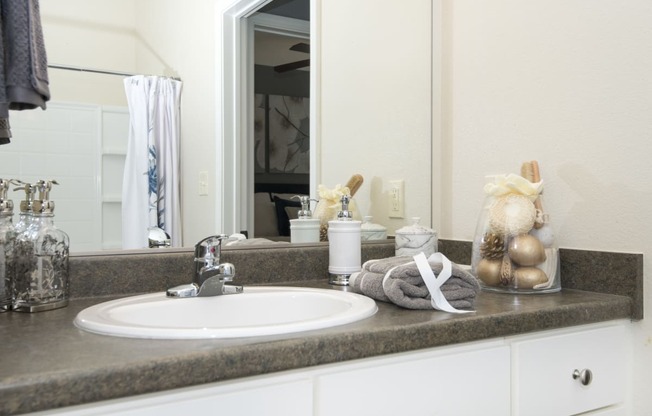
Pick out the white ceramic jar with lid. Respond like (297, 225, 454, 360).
(394, 217, 437, 257)
(361, 216, 387, 241)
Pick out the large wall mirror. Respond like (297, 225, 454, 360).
(0, 0, 435, 254)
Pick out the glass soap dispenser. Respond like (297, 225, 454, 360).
(13, 180, 37, 235)
(0, 179, 17, 312)
(13, 180, 70, 312)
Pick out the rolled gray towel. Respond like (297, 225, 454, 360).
(350, 256, 480, 310)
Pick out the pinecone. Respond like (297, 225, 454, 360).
(480, 233, 505, 260)
(320, 224, 329, 242)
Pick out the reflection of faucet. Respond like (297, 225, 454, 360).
(166, 234, 243, 297)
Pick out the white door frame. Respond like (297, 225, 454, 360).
(218, 0, 319, 236)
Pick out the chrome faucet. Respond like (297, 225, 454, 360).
(166, 234, 243, 297)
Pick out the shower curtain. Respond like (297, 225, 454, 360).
(122, 75, 182, 249)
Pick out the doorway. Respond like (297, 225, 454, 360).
(220, 0, 315, 237)
(250, 7, 310, 238)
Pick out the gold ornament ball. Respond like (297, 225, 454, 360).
(476, 258, 503, 286)
(513, 267, 549, 289)
(508, 234, 546, 266)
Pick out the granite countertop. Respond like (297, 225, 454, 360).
(0, 241, 643, 415)
(0, 283, 633, 415)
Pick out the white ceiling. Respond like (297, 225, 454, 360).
(254, 30, 309, 71)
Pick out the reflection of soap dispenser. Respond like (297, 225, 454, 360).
(290, 196, 320, 244)
(327, 195, 361, 286)
(13, 180, 70, 312)
(0, 179, 17, 312)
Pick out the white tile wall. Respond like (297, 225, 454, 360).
(2, 103, 129, 252)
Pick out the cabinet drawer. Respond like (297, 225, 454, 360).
(512, 325, 627, 416)
(316, 344, 510, 416)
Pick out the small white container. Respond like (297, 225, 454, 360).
(395, 217, 438, 257)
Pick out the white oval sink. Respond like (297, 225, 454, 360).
(74, 286, 377, 339)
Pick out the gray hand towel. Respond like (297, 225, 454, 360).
(350, 256, 480, 310)
(0, 0, 50, 144)
(3, 0, 50, 110)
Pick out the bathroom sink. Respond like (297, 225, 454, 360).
(74, 286, 377, 339)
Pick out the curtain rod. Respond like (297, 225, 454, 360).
(48, 63, 181, 81)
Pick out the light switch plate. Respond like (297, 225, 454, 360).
(389, 180, 404, 218)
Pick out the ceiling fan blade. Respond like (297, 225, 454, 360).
(274, 59, 310, 73)
(289, 42, 310, 54)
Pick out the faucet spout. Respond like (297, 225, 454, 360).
(196, 275, 243, 297)
(198, 262, 235, 284)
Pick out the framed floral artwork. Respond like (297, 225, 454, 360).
(254, 94, 309, 175)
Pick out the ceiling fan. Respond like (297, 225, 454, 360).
(273, 42, 310, 73)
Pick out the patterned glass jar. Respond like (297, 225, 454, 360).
(12, 181, 69, 312)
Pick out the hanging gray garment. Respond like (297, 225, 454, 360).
(0, 5, 9, 144)
(0, 0, 50, 145)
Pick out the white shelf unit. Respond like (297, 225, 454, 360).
(100, 107, 129, 250)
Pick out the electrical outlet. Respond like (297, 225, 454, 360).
(199, 171, 209, 196)
(389, 180, 404, 218)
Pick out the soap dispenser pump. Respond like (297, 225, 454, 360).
(0, 179, 17, 311)
(290, 195, 320, 244)
(13, 180, 70, 312)
(327, 194, 361, 286)
(13, 180, 37, 235)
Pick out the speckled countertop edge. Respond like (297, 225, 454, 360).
(0, 240, 642, 415)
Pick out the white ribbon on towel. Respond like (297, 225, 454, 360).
(413, 252, 474, 314)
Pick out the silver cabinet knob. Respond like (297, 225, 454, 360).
(572, 368, 593, 386)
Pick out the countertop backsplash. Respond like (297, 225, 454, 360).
(67, 239, 643, 319)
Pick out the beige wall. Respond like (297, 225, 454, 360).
(41, 0, 136, 106)
(440, 0, 652, 411)
(320, 0, 433, 235)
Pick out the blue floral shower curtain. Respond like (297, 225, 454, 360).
(122, 75, 182, 249)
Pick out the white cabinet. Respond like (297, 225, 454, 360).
(315, 343, 510, 416)
(34, 377, 313, 416)
(33, 321, 629, 416)
(511, 323, 628, 416)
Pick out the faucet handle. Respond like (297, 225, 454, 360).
(194, 234, 229, 262)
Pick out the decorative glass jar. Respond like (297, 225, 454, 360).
(471, 174, 560, 293)
(12, 181, 70, 312)
(0, 179, 16, 311)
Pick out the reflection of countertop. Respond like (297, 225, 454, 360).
(0, 282, 632, 415)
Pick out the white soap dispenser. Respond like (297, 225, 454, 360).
(290, 196, 320, 244)
(327, 194, 361, 286)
